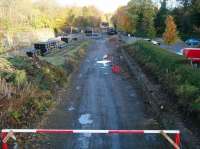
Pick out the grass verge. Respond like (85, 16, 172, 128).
(124, 40, 200, 120)
(0, 40, 91, 128)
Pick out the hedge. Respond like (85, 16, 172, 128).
(124, 40, 200, 117)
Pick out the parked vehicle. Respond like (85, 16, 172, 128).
(100, 22, 109, 33)
(143, 39, 160, 45)
(185, 38, 200, 46)
(107, 28, 117, 35)
(34, 42, 49, 56)
(34, 40, 58, 56)
(92, 33, 102, 39)
(47, 39, 58, 49)
(61, 37, 69, 43)
(182, 48, 200, 66)
(128, 33, 135, 37)
(143, 38, 151, 42)
(26, 50, 36, 57)
(151, 40, 160, 45)
(85, 30, 92, 36)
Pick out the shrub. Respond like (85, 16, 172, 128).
(191, 97, 200, 112)
(14, 70, 27, 87)
(78, 48, 86, 58)
(64, 57, 78, 73)
(176, 84, 199, 105)
(8, 57, 32, 69)
(0, 46, 4, 54)
(10, 111, 21, 123)
(0, 78, 14, 99)
(0, 40, 4, 54)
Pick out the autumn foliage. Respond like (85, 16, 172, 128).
(163, 15, 178, 44)
(112, 6, 134, 33)
(112, 0, 156, 38)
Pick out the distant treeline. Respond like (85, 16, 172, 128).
(0, 0, 110, 52)
(112, 0, 200, 39)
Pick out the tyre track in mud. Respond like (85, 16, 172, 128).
(29, 38, 173, 149)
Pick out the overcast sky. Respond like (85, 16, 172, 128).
(50, 0, 178, 13)
(56, 0, 130, 13)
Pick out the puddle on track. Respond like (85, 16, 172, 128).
(79, 73, 83, 78)
(68, 106, 75, 111)
(96, 60, 111, 67)
(77, 114, 93, 148)
(130, 93, 136, 97)
(76, 86, 81, 90)
(100, 66, 107, 69)
(78, 114, 93, 125)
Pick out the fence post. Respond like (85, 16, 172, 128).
(174, 133, 180, 149)
(1, 132, 8, 149)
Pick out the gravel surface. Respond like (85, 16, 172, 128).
(27, 38, 173, 149)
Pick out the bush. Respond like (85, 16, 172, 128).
(64, 57, 78, 73)
(176, 84, 199, 105)
(0, 46, 4, 54)
(10, 111, 21, 123)
(125, 40, 200, 114)
(14, 70, 27, 87)
(192, 97, 200, 112)
(0, 78, 13, 99)
(78, 48, 86, 58)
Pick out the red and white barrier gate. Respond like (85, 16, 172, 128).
(1, 129, 181, 149)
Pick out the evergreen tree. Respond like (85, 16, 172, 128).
(154, 0, 169, 36)
(128, 0, 156, 37)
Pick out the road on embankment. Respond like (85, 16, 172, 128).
(34, 38, 172, 148)
(120, 35, 187, 55)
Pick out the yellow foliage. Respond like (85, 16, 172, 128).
(163, 15, 178, 44)
(115, 6, 133, 33)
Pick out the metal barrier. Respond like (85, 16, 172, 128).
(1, 129, 180, 149)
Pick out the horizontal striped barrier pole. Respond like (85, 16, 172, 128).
(1, 129, 180, 134)
(1, 129, 180, 149)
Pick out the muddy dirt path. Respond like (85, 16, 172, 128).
(32, 39, 173, 149)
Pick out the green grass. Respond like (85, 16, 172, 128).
(42, 56, 65, 66)
(124, 40, 200, 116)
(14, 70, 27, 87)
(41, 41, 90, 67)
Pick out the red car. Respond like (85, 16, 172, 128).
(182, 48, 200, 63)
